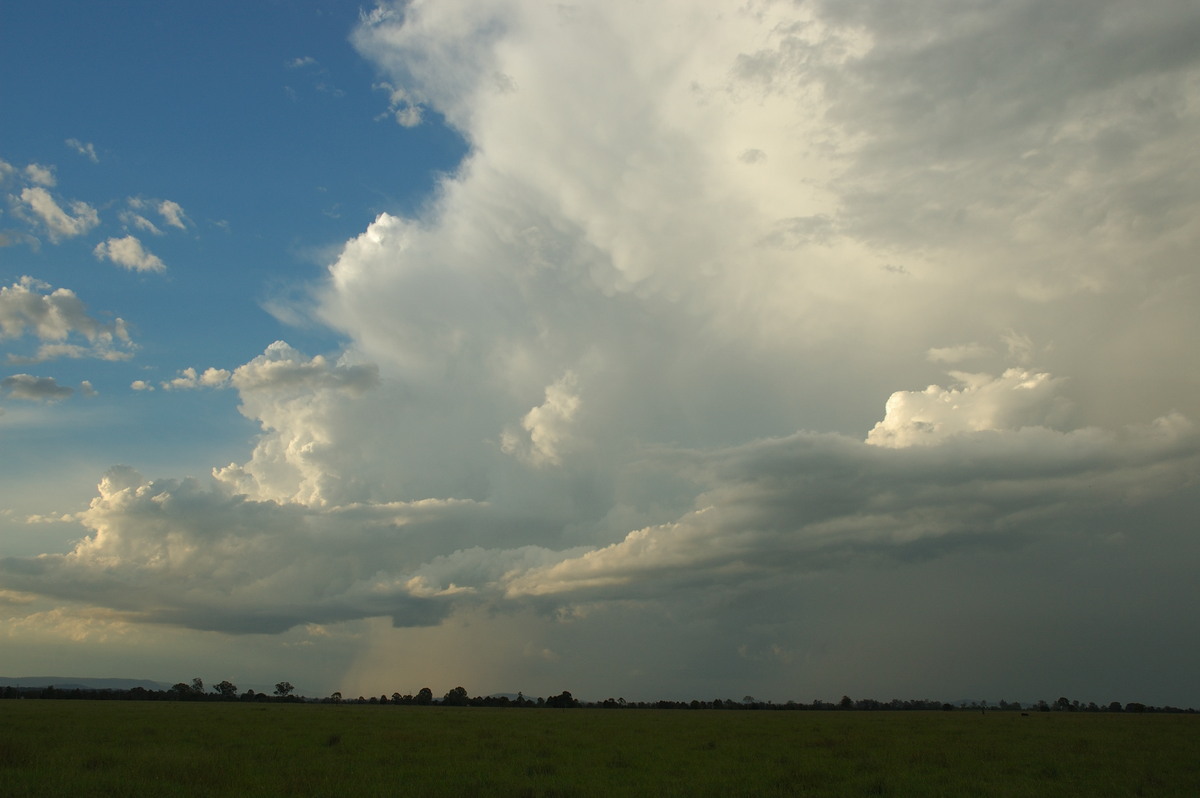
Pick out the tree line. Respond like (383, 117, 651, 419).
(1, 682, 1195, 714)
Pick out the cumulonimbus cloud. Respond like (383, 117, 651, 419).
(3, 0, 1200, 702)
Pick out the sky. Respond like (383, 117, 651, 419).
(1, 0, 1198, 705)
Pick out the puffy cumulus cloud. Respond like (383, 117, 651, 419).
(161, 367, 232, 391)
(17, 187, 99, 241)
(24, 164, 55, 187)
(2, 374, 74, 402)
(501, 371, 582, 466)
(212, 342, 382, 506)
(866, 368, 1074, 448)
(0, 465, 512, 633)
(93, 235, 166, 273)
(0, 277, 134, 363)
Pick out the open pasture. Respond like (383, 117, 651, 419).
(1, 702, 1197, 796)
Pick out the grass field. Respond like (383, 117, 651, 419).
(1, 702, 1198, 796)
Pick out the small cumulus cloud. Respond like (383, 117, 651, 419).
(120, 198, 188, 235)
(0, 277, 134, 363)
(93, 235, 166, 272)
(161, 367, 232, 391)
(18, 187, 99, 242)
(157, 200, 187, 230)
(24, 164, 55, 187)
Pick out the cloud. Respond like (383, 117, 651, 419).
(0, 277, 134, 363)
(2, 374, 74, 402)
(66, 139, 99, 163)
(374, 81, 424, 127)
(866, 369, 1074, 448)
(0, 465, 495, 633)
(0, 404, 1194, 640)
(501, 371, 582, 465)
(93, 235, 167, 272)
(119, 198, 188, 236)
(161, 367, 232, 391)
(5, 0, 1200, 701)
(157, 200, 187, 230)
(24, 164, 55, 187)
(18, 187, 99, 241)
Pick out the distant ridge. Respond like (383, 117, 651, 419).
(0, 676, 171, 691)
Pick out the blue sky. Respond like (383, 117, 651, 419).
(1, 0, 464, 532)
(2, 0, 1199, 705)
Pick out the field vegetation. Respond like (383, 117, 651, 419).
(2, 700, 1198, 796)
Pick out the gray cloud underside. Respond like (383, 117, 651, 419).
(2, 417, 1193, 634)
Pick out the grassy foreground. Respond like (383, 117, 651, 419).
(1, 702, 1198, 796)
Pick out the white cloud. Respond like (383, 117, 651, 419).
(18, 187, 99, 241)
(157, 200, 187, 230)
(130, 380, 154, 392)
(24, 164, 55, 187)
(93, 235, 166, 272)
(866, 369, 1074, 448)
(374, 81, 424, 127)
(161, 367, 232, 391)
(501, 371, 582, 465)
(65, 139, 99, 163)
(0, 277, 134, 363)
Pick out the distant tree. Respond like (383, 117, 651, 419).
(213, 681, 238, 699)
(329, 691, 342, 703)
(1108, 701, 1123, 712)
(415, 687, 433, 705)
(1055, 696, 1071, 711)
(545, 690, 578, 708)
(443, 686, 469, 706)
(391, 692, 405, 704)
(191, 677, 204, 694)
(839, 695, 854, 710)
(171, 683, 193, 697)
(274, 681, 295, 698)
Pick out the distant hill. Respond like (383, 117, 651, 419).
(0, 676, 172, 691)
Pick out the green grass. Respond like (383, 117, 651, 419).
(1, 702, 1197, 796)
